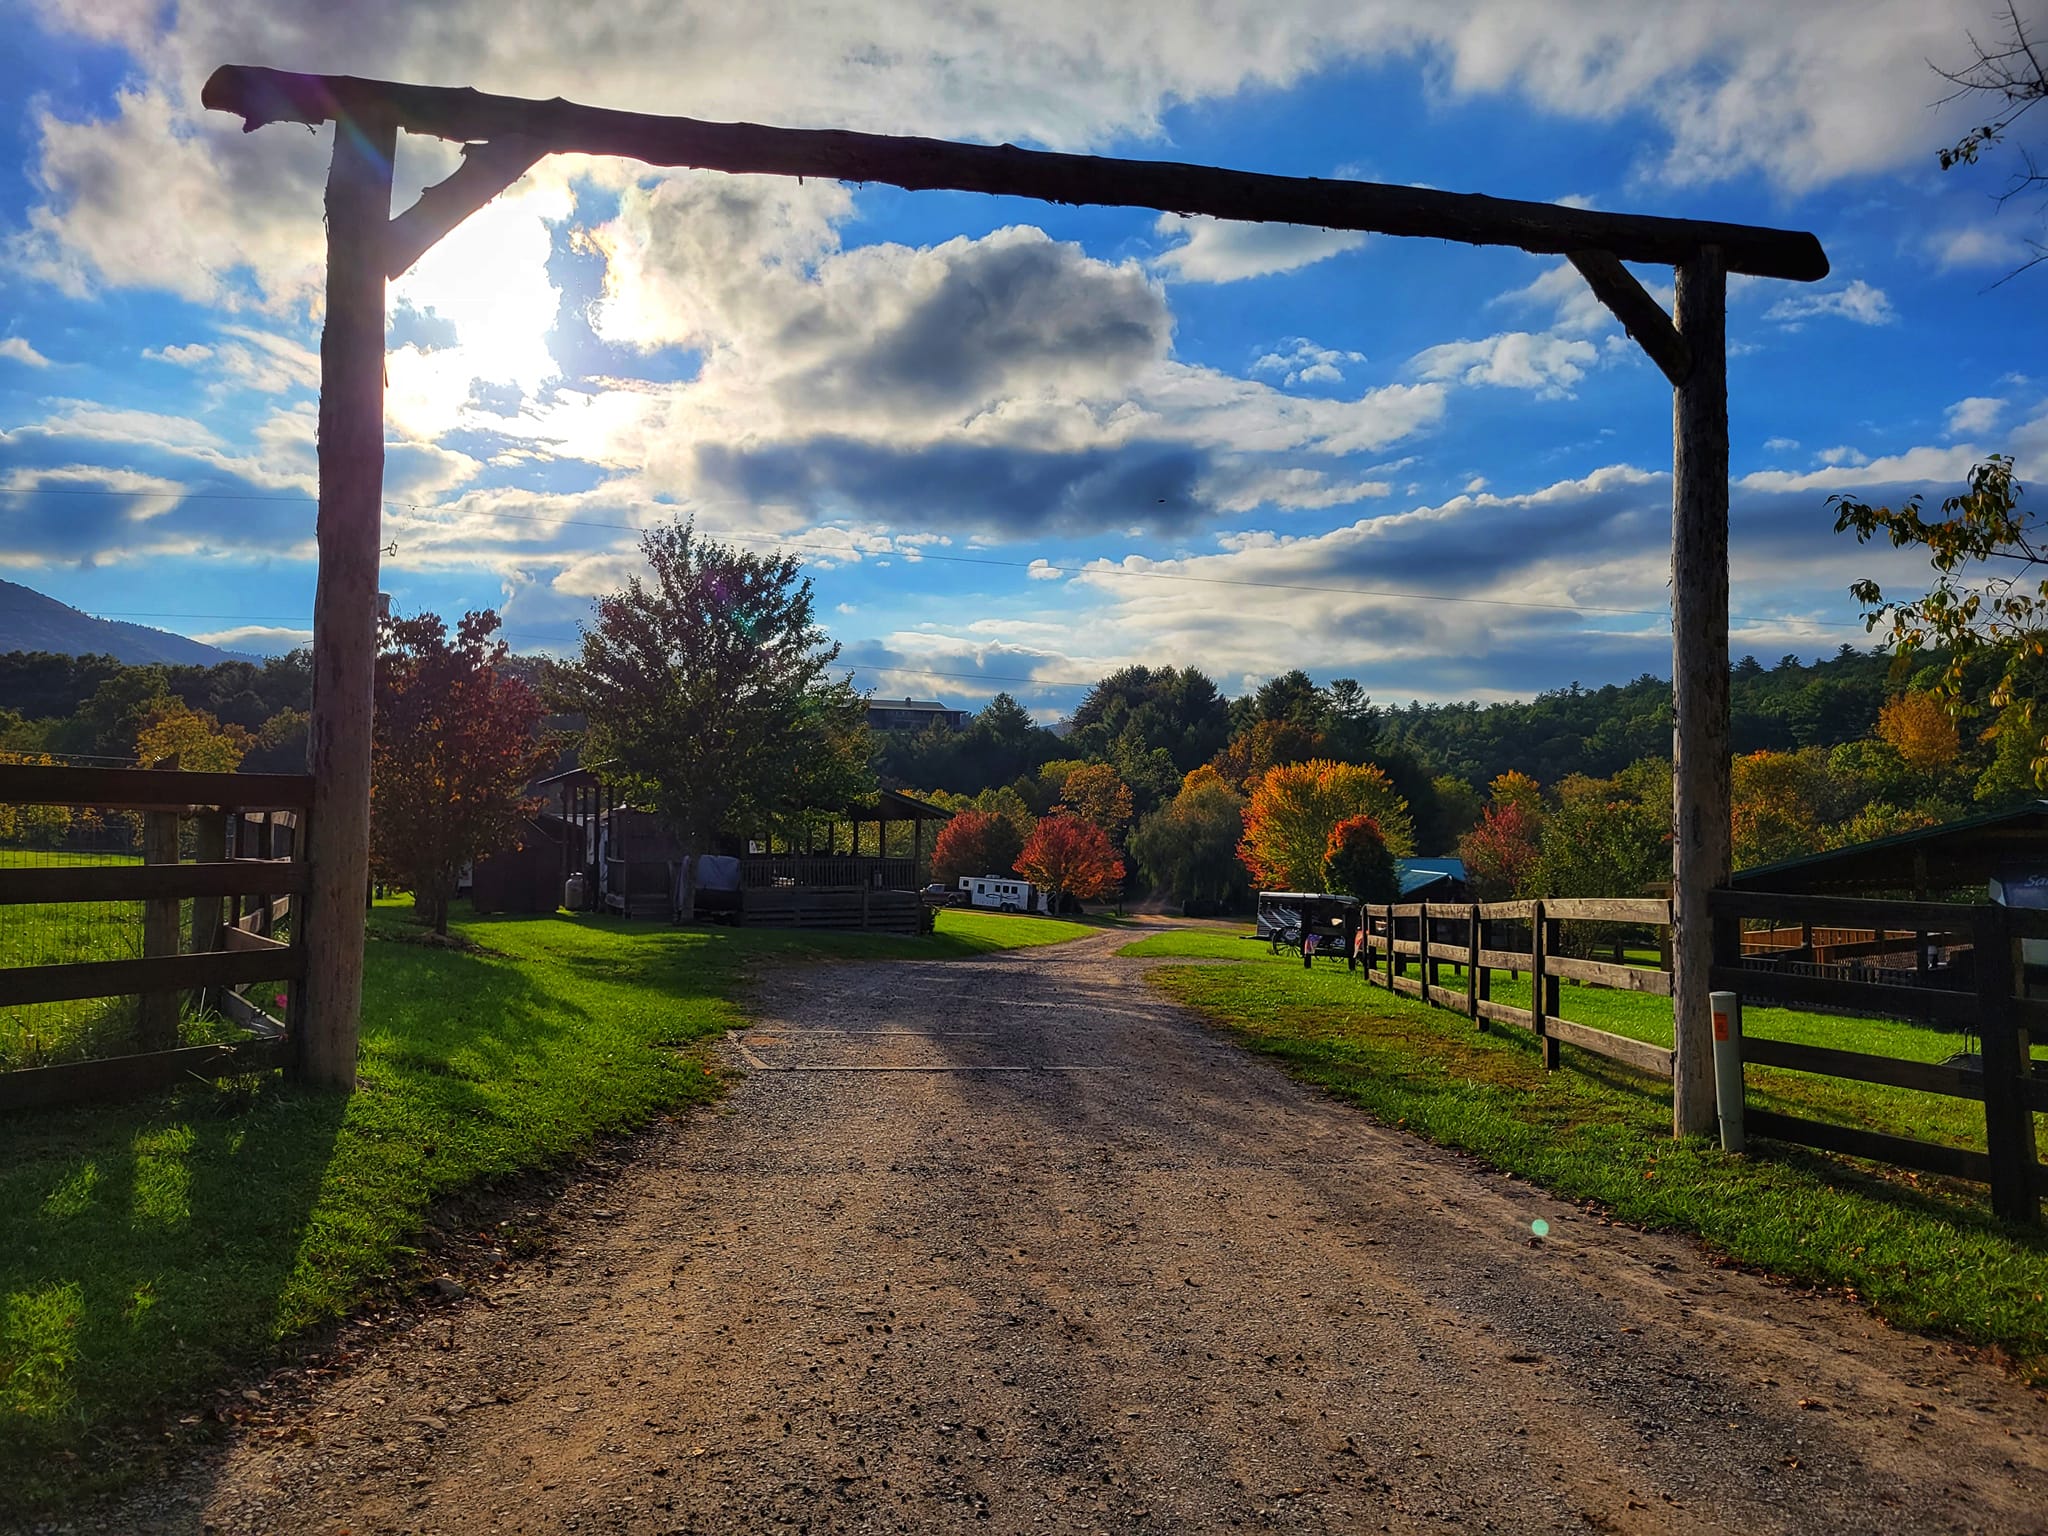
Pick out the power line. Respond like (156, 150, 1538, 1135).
(3, 482, 1870, 629)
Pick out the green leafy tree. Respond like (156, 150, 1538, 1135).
(546, 521, 873, 917)
(1536, 761, 1672, 901)
(1130, 766, 1248, 914)
(1323, 814, 1399, 903)
(1834, 456, 2048, 785)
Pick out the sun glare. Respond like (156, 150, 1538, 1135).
(386, 186, 569, 441)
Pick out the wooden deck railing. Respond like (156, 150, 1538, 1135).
(0, 765, 312, 1111)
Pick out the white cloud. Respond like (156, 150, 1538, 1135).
(0, 338, 52, 367)
(1763, 436, 1799, 452)
(191, 624, 312, 651)
(1929, 223, 2034, 271)
(1251, 337, 1367, 387)
(1151, 215, 1365, 283)
(1738, 444, 1982, 493)
(1816, 446, 1869, 467)
(1944, 396, 2005, 438)
(1765, 279, 1895, 328)
(17, 0, 1994, 318)
(1411, 331, 1600, 397)
(1027, 559, 1066, 580)
(144, 342, 213, 366)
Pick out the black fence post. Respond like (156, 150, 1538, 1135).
(1977, 904, 2041, 1226)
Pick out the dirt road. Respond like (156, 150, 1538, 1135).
(104, 929, 2048, 1534)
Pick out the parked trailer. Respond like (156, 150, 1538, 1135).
(959, 875, 1048, 914)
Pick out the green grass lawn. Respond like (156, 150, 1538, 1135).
(1127, 935, 2048, 1376)
(0, 899, 1091, 1514)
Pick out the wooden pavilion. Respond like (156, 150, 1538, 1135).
(200, 64, 1829, 1136)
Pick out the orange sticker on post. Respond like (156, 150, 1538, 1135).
(1713, 1010, 1730, 1041)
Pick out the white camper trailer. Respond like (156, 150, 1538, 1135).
(959, 875, 1048, 914)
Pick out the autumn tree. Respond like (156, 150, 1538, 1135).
(1458, 801, 1542, 900)
(1015, 812, 1124, 906)
(1237, 759, 1414, 891)
(1834, 456, 2048, 785)
(1208, 717, 1322, 791)
(1323, 815, 1399, 903)
(134, 699, 250, 773)
(546, 520, 873, 918)
(931, 809, 1024, 885)
(1057, 762, 1135, 842)
(1875, 690, 1962, 772)
(372, 610, 549, 935)
(1130, 765, 1248, 914)
(1729, 750, 1832, 870)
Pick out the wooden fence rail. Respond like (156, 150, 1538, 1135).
(1351, 891, 2041, 1223)
(0, 764, 313, 1112)
(1359, 898, 1675, 1079)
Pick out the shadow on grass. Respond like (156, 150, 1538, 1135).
(0, 1081, 348, 1511)
(0, 917, 712, 1517)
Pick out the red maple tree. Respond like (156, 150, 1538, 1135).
(1014, 811, 1124, 906)
(931, 809, 1024, 885)
(372, 610, 549, 934)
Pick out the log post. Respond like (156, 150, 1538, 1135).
(300, 107, 397, 1090)
(1669, 245, 1730, 1139)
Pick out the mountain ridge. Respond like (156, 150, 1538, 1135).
(0, 578, 247, 666)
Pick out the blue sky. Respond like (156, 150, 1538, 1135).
(1, 0, 2043, 720)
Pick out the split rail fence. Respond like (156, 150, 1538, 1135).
(0, 764, 312, 1111)
(1359, 894, 2045, 1223)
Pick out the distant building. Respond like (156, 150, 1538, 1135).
(1396, 856, 1469, 901)
(866, 696, 968, 733)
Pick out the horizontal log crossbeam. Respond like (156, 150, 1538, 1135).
(201, 66, 1830, 282)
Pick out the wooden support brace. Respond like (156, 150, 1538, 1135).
(1567, 250, 1692, 386)
(384, 136, 545, 278)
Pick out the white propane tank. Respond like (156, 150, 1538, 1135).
(564, 871, 588, 910)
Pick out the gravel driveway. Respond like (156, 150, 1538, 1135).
(95, 928, 2048, 1534)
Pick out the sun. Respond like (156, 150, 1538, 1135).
(386, 184, 569, 441)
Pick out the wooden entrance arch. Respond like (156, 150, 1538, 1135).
(201, 65, 1827, 1135)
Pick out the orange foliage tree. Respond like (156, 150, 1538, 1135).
(1237, 759, 1414, 891)
(372, 610, 549, 934)
(931, 809, 1024, 885)
(1057, 761, 1135, 841)
(1208, 717, 1322, 791)
(1729, 749, 1832, 869)
(1876, 690, 1962, 773)
(1015, 811, 1125, 905)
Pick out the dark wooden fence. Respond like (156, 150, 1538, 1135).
(737, 885, 928, 934)
(1359, 893, 2044, 1224)
(0, 765, 312, 1111)
(1710, 890, 2044, 1224)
